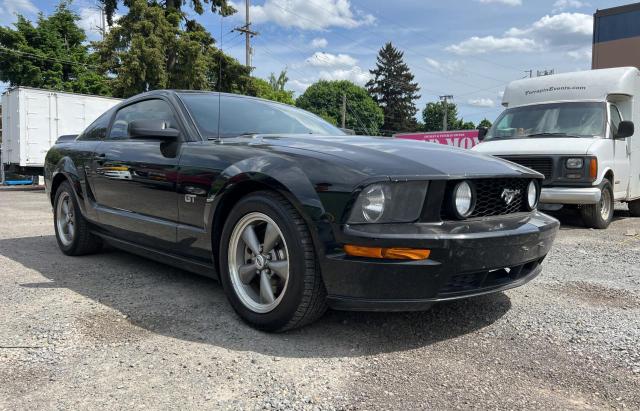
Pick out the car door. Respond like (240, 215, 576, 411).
(608, 103, 631, 198)
(91, 98, 182, 250)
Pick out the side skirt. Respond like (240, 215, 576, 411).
(92, 232, 218, 280)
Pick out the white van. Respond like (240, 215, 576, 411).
(473, 67, 640, 228)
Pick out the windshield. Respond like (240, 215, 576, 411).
(179, 93, 345, 138)
(485, 102, 605, 140)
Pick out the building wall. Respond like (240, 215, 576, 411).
(592, 3, 640, 70)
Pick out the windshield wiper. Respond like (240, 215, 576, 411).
(524, 132, 582, 138)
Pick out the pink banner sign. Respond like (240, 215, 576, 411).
(394, 130, 479, 149)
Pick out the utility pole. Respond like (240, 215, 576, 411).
(91, 1, 107, 41)
(233, 0, 259, 69)
(341, 93, 346, 129)
(439, 95, 453, 131)
(523, 69, 533, 78)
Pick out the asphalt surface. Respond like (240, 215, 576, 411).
(1, 191, 639, 410)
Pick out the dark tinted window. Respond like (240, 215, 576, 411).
(595, 10, 640, 43)
(108, 99, 178, 140)
(78, 111, 111, 141)
(179, 93, 344, 138)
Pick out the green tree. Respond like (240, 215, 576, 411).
(477, 118, 493, 129)
(457, 119, 476, 130)
(422, 101, 462, 131)
(297, 80, 384, 135)
(366, 42, 420, 135)
(95, 0, 251, 97)
(249, 77, 295, 105)
(0, 1, 110, 95)
(268, 70, 289, 92)
(101, 0, 236, 25)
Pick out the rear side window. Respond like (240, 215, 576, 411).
(78, 111, 111, 141)
(108, 99, 178, 140)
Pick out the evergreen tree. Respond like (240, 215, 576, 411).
(94, 0, 251, 97)
(0, 1, 110, 95)
(297, 80, 384, 135)
(366, 42, 420, 135)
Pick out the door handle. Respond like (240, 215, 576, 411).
(95, 153, 106, 165)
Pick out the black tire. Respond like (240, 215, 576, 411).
(629, 199, 640, 217)
(53, 181, 103, 255)
(219, 190, 327, 332)
(580, 180, 614, 229)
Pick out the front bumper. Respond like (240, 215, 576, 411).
(321, 211, 559, 311)
(540, 187, 601, 204)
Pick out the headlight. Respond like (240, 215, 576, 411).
(526, 180, 539, 210)
(451, 180, 475, 219)
(566, 158, 584, 169)
(348, 181, 429, 224)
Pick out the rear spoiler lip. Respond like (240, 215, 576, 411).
(56, 134, 78, 143)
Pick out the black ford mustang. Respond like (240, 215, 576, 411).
(45, 90, 559, 331)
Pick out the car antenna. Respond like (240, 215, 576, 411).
(216, 15, 223, 141)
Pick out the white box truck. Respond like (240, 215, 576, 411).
(473, 67, 640, 229)
(1, 87, 120, 182)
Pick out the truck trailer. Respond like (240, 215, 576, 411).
(1, 87, 120, 183)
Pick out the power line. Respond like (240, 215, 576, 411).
(0, 46, 100, 70)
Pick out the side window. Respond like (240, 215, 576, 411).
(78, 111, 111, 141)
(609, 104, 622, 137)
(108, 99, 178, 140)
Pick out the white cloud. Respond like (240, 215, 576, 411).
(319, 66, 371, 85)
(552, 0, 589, 13)
(446, 36, 537, 55)
(310, 37, 328, 48)
(447, 12, 592, 55)
(0, 0, 37, 24)
(467, 98, 495, 108)
(290, 79, 312, 93)
(425, 57, 465, 76)
(306, 52, 357, 67)
(77, 6, 119, 40)
(567, 48, 592, 60)
(505, 13, 592, 47)
(476, 0, 522, 5)
(231, 0, 375, 30)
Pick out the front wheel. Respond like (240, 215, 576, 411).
(219, 191, 327, 332)
(580, 180, 614, 229)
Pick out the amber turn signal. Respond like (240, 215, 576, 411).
(344, 245, 431, 260)
(589, 158, 598, 180)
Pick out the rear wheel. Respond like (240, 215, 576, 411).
(629, 199, 640, 217)
(219, 191, 327, 332)
(580, 180, 614, 229)
(53, 181, 103, 255)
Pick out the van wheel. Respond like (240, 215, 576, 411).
(53, 181, 103, 255)
(629, 199, 640, 217)
(580, 180, 614, 229)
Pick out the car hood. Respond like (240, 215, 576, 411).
(472, 137, 599, 156)
(254, 134, 539, 178)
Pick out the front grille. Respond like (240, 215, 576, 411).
(499, 156, 553, 180)
(470, 178, 529, 217)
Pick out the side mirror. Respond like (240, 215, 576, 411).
(615, 120, 634, 139)
(129, 119, 180, 140)
(477, 127, 489, 141)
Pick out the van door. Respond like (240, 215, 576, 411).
(608, 103, 631, 199)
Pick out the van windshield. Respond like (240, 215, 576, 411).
(485, 102, 605, 140)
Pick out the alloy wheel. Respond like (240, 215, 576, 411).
(56, 192, 75, 246)
(228, 212, 290, 313)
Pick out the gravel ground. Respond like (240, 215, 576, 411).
(1, 191, 639, 410)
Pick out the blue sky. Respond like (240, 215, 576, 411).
(0, 0, 633, 125)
